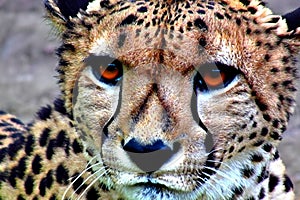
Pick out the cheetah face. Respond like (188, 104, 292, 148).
(45, 0, 300, 199)
(72, 31, 260, 199)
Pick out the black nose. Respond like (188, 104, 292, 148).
(123, 138, 167, 153)
(122, 138, 180, 172)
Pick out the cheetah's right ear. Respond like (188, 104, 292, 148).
(44, 0, 90, 33)
(283, 7, 300, 33)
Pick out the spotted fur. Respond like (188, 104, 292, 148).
(0, 0, 300, 199)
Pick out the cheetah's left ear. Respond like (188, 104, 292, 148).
(283, 7, 300, 33)
(44, 0, 90, 33)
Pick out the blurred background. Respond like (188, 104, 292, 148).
(0, 0, 299, 198)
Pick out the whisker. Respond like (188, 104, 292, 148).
(76, 168, 107, 200)
(62, 161, 103, 200)
(68, 163, 105, 200)
(201, 171, 232, 199)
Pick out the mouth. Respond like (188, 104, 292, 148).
(121, 179, 188, 200)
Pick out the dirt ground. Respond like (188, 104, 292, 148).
(0, 0, 299, 198)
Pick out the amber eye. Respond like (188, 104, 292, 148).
(98, 60, 123, 84)
(99, 63, 121, 81)
(85, 55, 123, 85)
(194, 62, 239, 92)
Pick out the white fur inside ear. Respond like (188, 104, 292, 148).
(90, 38, 114, 56)
(86, 1, 101, 12)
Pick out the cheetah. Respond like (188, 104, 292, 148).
(0, 0, 300, 199)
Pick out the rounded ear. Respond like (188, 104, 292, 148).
(283, 7, 300, 32)
(44, 0, 90, 32)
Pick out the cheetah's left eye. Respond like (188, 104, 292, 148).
(85, 55, 123, 85)
(194, 62, 239, 92)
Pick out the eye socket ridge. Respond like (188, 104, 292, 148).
(193, 61, 239, 92)
(85, 55, 123, 85)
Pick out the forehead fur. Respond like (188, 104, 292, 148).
(44, 0, 300, 118)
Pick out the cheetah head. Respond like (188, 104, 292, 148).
(44, 0, 300, 199)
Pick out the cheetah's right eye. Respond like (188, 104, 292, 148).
(85, 55, 123, 85)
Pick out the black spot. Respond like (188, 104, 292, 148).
(268, 174, 279, 192)
(0, 148, 7, 162)
(215, 12, 224, 19)
(250, 153, 264, 162)
(120, 14, 138, 26)
(100, 0, 113, 9)
(25, 135, 35, 155)
(56, 130, 67, 147)
(249, 132, 257, 140)
(238, 136, 244, 142)
(271, 67, 279, 73)
(37, 105, 52, 121)
(4, 127, 19, 133)
(273, 150, 280, 160)
(248, 7, 257, 14)
(282, 56, 289, 64)
(255, 99, 268, 111)
(258, 187, 265, 199)
(59, 58, 70, 67)
(246, 28, 251, 34)
(39, 128, 51, 147)
(32, 155, 43, 174)
(25, 175, 34, 195)
(137, 6, 148, 13)
(14, 157, 27, 180)
(10, 118, 24, 126)
(72, 173, 85, 194)
(72, 139, 83, 153)
(263, 114, 271, 122)
(238, 146, 246, 152)
(242, 167, 255, 178)
(264, 54, 271, 61)
(283, 175, 294, 192)
(270, 132, 281, 140)
(50, 195, 57, 200)
(253, 140, 264, 147)
(262, 143, 272, 152)
(194, 18, 208, 31)
(87, 187, 101, 200)
(257, 166, 268, 183)
(81, 20, 93, 30)
(232, 186, 243, 196)
(199, 38, 207, 47)
(272, 119, 280, 128)
(8, 135, 25, 159)
(46, 139, 56, 160)
(229, 146, 234, 153)
(197, 9, 206, 14)
(39, 180, 46, 196)
(256, 40, 262, 46)
(137, 19, 144, 25)
(239, 0, 250, 6)
(282, 80, 293, 87)
(56, 164, 69, 184)
(261, 127, 268, 136)
(54, 98, 67, 115)
(236, 18, 241, 26)
(17, 195, 26, 200)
